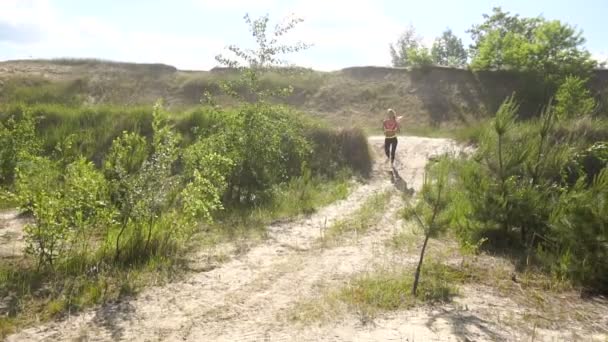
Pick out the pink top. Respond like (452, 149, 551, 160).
(383, 119, 399, 138)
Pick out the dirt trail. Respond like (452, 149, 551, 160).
(7, 136, 607, 341)
(0, 210, 28, 258)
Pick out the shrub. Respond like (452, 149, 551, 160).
(446, 95, 608, 292)
(554, 76, 597, 119)
(0, 108, 42, 185)
(17, 155, 113, 268)
(549, 169, 608, 291)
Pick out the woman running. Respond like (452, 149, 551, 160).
(383, 109, 401, 167)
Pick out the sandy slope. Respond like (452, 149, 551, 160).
(0, 210, 28, 258)
(6, 136, 607, 342)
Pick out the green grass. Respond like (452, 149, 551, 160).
(339, 261, 460, 311)
(269, 170, 351, 219)
(0, 196, 17, 210)
(321, 190, 392, 244)
(0, 251, 182, 338)
(385, 229, 418, 252)
(289, 260, 461, 323)
(205, 172, 353, 248)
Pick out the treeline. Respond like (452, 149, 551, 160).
(390, 7, 604, 73)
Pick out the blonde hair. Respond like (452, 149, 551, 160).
(387, 108, 396, 118)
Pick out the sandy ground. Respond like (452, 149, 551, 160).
(6, 136, 608, 342)
(0, 210, 28, 258)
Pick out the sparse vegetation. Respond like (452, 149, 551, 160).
(320, 190, 392, 245)
(290, 260, 461, 323)
(406, 156, 453, 296)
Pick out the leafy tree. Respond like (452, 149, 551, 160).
(390, 25, 423, 67)
(104, 102, 182, 261)
(215, 13, 311, 102)
(469, 7, 596, 84)
(467, 7, 541, 60)
(407, 46, 434, 68)
(554, 76, 597, 119)
(0, 108, 42, 185)
(431, 29, 468, 67)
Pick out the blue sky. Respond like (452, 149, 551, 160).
(0, 0, 606, 71)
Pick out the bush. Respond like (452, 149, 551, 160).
(306, 127, 372, 179)
(446, 96, 608, 292)
(0, 108, 42, 185)
(17, 155, 112, 268)
(549, 169, 608, 290)
(554, 76, 597, 119)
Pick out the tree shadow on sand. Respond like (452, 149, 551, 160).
(86, 300, 136, 341)
(425, 307, 509, 341)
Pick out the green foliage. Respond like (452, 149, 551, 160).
(409, 158, 453, 238)
(390, 25, 423, 67)
(554, 76, 597, 119)
(469, 7, 596, 85)
(215, 13, 311, 102)
(563, 142, 608, 186)
(338, 261, 459, 313)
(407, 157, 454, 296)
(0, 108, 42, 185)
(17, 156, 112, 268)
(406, 46, 434, 68)
(392, 26, 466, 68)
(444, 95, 608, 292)
(323, 190, 392, 244)
(1, 79, 83, 106)
(270, 169, 350, 217)
(431, 29, 468, 67)
(549, 169, 608, 289)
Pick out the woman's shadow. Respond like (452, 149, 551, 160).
(388, 166, 414, 197)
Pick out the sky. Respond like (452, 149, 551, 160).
(0, 0, 606, 71)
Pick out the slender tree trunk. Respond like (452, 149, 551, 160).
(412, 233, 431, 296)
(498, 134, 504, 186)
(497, 133, 510, 232)
(115, 216, 130, 262)
(144, 215, 155, 253)
(411, 180, 443, 297)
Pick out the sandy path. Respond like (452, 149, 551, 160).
(0, 210, 28, 258)
(8, 136, 606, 341)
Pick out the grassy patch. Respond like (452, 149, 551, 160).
(269, 171, 351, 219)
(0, 252, 182, 338)
(320, 190, 392, 244)
(339, 262, 459, 312)
(289, 260, 461, 323)
(385, 228, 418, 252)
(199, 172, 353, 255)
(0, 196, 17, 210)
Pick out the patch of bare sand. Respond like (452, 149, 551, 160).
(0, 210, 28, 258)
